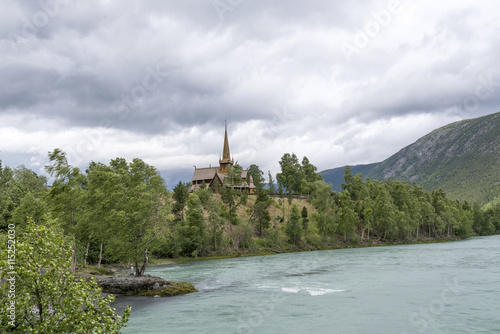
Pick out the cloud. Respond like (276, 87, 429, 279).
(1, 0, 499, 186)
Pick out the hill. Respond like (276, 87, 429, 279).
(321, 112, 500, 204)
(320, 163, 378, 192)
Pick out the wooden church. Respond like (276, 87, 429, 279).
(189, 122, 256, 194)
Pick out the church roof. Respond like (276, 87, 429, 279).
(189, 122, 255, 193)
(192, 167, 219, 181)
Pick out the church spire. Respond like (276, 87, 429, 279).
(222, 120, 231, 162)
(219, 120, 233, 173)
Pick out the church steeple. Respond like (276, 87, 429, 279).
(222, 120, 231, 162)
(219, 120, 234, 173)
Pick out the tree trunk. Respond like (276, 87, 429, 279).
(323, 213, 327, 238)
(228, 203, 233, 231)
(97, 243, 103, 269)
(213, 227, 217, 251)
(139, 248, 149, 276)
(84, 231, 94, 268)
(71, 204, 76, 273)
(135, 259, 139, 276)
(84, 241, 90, 268)
(71, 234, 77, 273)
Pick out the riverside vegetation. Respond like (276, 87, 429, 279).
(1, 149, 499, 331)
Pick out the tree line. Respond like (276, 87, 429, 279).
(1, 151, 499, 276)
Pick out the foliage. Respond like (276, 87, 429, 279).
(45, 149, 88, 271)
(301, 206, 309, 231)
(87, 157, 169, 275)
(0, 222, 130, 333)
(220, 164, 243, 226)
(277, 153, 303, 195)
(180, 194, 206, 256)
(285, 205, 302, 245)
(0, 165, 48, 230)
(267, 170, 276, 195)
(172, 181, 190, 221)
(248, 164, 265, 191)
(251, 189, 272, 236)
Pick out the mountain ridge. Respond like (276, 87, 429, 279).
(320, 112, 500, 204)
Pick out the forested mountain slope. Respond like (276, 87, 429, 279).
(321, 112, 500, 204)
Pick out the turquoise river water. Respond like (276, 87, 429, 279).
(113, 235, 500, 333)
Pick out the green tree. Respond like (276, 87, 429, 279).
(251, 189, 272, 236)
(248, 164, 265, 191)
(181, 194, 206, 256)
(301, 156, 322, 183)
(0, 165, 48, 230)
(11, 192, 49, 229)
(357, 180, 374, 241)
(220, 164, 243, 227)
(196, 181, 212, 207)
(267, 170, 276, 196)
(13, 165, 48, 197)
(89, 157, 169, 275)
(311, 180, 337, 238)
(45, 149, 88, 272)
(341, 166, 354, 192)
(172, 181, 190, 221)
(337, 191, 357, 242)
(277, 153, 303, 196)
(285, 204, 302, 245)
(0, 222, 130, 333)
(0, 165, 16, 229)
(205, 196, 224, 251)
(373, 184, 397, 241)
(300, 156, 322, 194)
(301, 206, 309, 233)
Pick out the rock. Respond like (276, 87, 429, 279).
(154, 295, 160, 298)
(92, 274, 197, 297)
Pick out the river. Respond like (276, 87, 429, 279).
(113, 235, 500, 333)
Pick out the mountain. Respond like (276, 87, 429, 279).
(320, 112, 500, 204)
(320, 163, 378, 193)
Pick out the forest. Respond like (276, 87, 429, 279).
(1, 149, 500, 277)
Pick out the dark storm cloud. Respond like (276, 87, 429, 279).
(2, 0, 359, 130)
(1, 0, 499, 180)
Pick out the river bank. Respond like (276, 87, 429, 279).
(146, 234, 465, 266)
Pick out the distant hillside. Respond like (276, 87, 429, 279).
(321, 112, 500, 204)
(320, 163, 378, 192)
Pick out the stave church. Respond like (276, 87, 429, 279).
(189, 122, 256, 194)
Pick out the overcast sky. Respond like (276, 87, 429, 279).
(1, 0, 499, 187)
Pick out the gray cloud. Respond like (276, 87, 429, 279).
(1, 0, 499, 183)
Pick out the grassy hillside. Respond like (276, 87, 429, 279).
(321, 112, 500, 204)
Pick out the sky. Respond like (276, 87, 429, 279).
(1, 0, 499, 187)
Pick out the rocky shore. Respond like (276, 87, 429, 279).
(80, 273, 197, 297)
